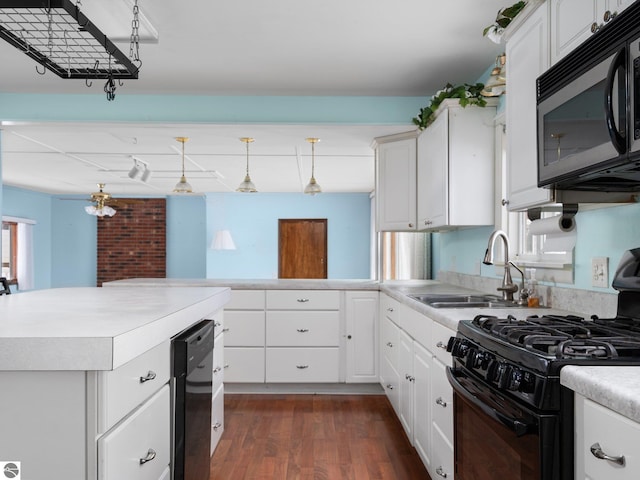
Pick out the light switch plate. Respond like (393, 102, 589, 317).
(591, 257, 609, 288)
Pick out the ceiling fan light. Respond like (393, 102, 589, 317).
(85, 205, 116, 217)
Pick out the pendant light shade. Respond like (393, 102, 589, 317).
(304, 137, 322, 195)
(173, 137, 193, 193)
(237, 137, 257, 192)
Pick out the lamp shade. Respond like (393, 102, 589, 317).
(211, 230, 236, 250)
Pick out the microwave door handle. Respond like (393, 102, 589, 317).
(446, 367, 535, 437)
(605, 47, 627, 154)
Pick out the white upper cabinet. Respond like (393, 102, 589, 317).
(550, 0, 632, 65)
(375, 133, 418, 231)
(505, 2, 553, 211)
(417, 99, 496, 229)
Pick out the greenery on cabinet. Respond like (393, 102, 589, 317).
(483, 1, 527, 43)
(412, 83, 487, 130)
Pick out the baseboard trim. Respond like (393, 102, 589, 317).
(224, 382, 384, 395)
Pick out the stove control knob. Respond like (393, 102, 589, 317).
(486, 360, 500, 383)
(520, 372, 536, 394)
(497, 365, 512, 389)
(450, 339, 469, 359)
(507, 367, 523, 391)
(465, 348, 478, 369)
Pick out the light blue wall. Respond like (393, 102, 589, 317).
(2, 186, 53, 290)
(435, 203, 640, 293)
(206, 193, 372, 279)
(167, 195, 207, 278)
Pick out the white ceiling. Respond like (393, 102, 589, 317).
(0, 0, 506, 196)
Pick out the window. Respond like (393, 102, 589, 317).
(1, 222, 17, 283)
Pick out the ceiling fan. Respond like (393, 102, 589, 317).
(70, 183, 145, 218)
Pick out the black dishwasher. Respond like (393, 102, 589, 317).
(172, 319, 214, 480)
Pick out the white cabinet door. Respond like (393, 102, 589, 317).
(376, 136, 418, 231)
(506, 3, 553, 210)
(417, 111, 448, 228)
(398, 329, 415, 442)
(576, 394, 640, 480)
(345, 291, 379, 383)
(224, 310, 265, 346)
(224, 347, 265, 383)
(550, 0, 600, 64)
(413, 341, 433, 472)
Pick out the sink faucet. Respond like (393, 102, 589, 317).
(483, 230, 519, 302)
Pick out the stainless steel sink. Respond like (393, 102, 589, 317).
(408, 293, 527, 309)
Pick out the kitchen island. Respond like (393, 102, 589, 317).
(0, 286, 230, 480)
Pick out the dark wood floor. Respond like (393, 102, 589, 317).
(211, 394, 431, 480)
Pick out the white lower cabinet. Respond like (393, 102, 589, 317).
(345, 291, 379, 383)
(98, 385, 170, 480)
(210, 383, 225, 456)
(575, 393, 640, 479)
(210, 311, 225, 455)
(378, 293, 456, 479)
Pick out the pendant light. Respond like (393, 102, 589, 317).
(173, 137, 193, 193)
(304, 137, 322, 195)
(237, 137, 257, 192)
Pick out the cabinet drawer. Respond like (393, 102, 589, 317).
(380, 294, 401, 324)
(210, 384, 224, 456)
(266, 311, 340, 346)
(224, 347, 265, 383)
(582, 398, 640, 479)
(224, 310, 265, 346)
(226, 290, 265, 310)
(98, 385, 170, 480)
(266, 290, 340, 310)
(431, 360, 453, 444)
(266, 348, 339, 382)
(212, 333, 224, 393)
(98, 340, 170, 434)
(432, 321, 455, 366)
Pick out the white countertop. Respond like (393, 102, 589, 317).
(561, 366, 640, 423)
(105, 278, 379, 290)
(0, 286, 230, 371)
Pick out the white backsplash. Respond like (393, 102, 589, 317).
(437, 271, 618, 319)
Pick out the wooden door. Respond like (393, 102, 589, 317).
(278, 219, 327, 279)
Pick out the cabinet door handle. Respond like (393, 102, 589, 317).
(436, 341, 447, 350)
(213, 422, 222, 432)
(139, 371, 156, 383)
(386, 384, 394, 390)
(213, 366, 222, 374)
(223, 327, 230, 332)
(387, 307, 394, 312)
(139, 448, 156, 465)
(435, 466, 448, 478)
(436, 397, 447, 408)
(297, 298, 309, 303)
(224, 364, 229, 369)
(590, 443, 625, 466)
(296, 365, 309, 369)
(297, 328, 309, 333)
(386, 342, 393, 348)
(214, 321, 222, 328)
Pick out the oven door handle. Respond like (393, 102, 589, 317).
(446, 367, 534, 438)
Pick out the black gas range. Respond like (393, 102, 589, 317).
(444, 248, 640, 480)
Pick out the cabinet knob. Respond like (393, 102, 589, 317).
(347, 335, 352, 339)
(436, 341, 447, 350)
(139, 448, 157, 465)
(386, 384, 394, 390)
(222, 327, 230, 332)
(435, 397, 448, 408)
(435, 466, 448, 478)
(213, 422, 222, 432)
(590, 443, 625, 466)
(387, 307, 394, 312)
(408, 223, 414, 228)
(501, 198, 509, 206)
(213, 366, 222, 374)
(139, 371, 156, 383)
(214, 321, 222, 328)
(386, 342, 394, 348)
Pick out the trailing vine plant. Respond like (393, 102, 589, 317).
(412, 83, 487, 130)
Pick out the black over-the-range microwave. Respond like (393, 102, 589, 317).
(537, 1, 640, 192)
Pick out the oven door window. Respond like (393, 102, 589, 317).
(449, 369, 554, 480)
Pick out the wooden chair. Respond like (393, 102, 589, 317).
(0, 277, 11, 295)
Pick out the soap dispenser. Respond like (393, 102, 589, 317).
(527, 268, 540, 308)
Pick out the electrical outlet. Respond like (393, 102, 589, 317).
(591, 257, 609, 288)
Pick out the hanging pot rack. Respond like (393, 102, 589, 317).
(0, 0, 140, 97)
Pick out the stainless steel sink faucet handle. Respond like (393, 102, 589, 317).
(483, 230, 518, 302)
